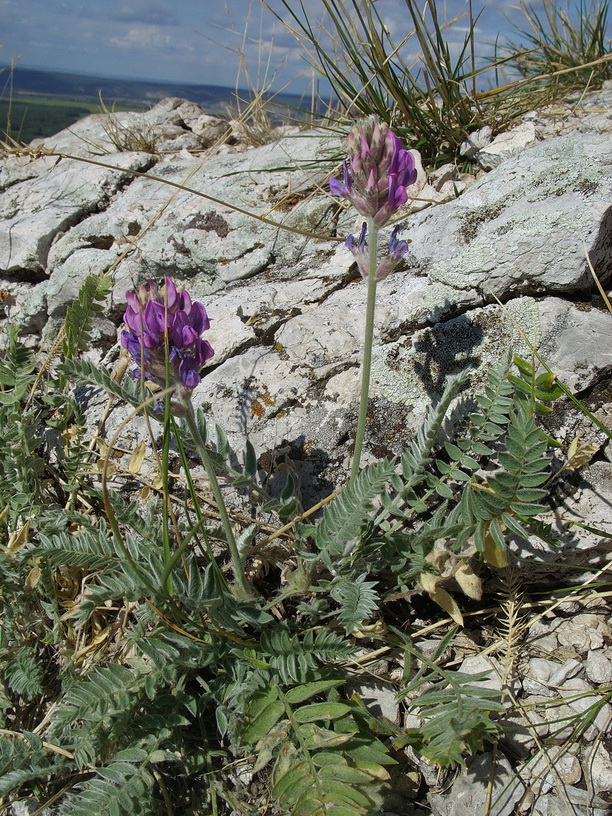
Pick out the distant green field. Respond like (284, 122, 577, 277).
(0, 96, 140, 144)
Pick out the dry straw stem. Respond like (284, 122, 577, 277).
(583, 238, 612, 313)
(479, 52, 612, 98)
(226, 0, 293, 146)
(263, 0, 550, 160)
(264, 0, 612, 166)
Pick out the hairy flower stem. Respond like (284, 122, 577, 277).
(350, 217, 379, 483)
(182, 399, 253, 599)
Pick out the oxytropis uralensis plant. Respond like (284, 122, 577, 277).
(121, 276, 252, 599)
(329, 116, 415, 480)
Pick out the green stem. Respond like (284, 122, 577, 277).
(161, 394, 173, 594)
(182, 399, 253, 599)
(350, 217, 379, 483)
(160, 414, 230, 596)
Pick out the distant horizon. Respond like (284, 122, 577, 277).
(1, 61, 274, 97)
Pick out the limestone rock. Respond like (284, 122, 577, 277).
(583, 741, 612, 796)
(2, 93, 612, 524)
(475, 121, 538, 170)
(405, 131, 612, 302)
(458, 654, 503, 691)
(556, 614, 607, 653)
(0, 150, 155, 274)
(460, 125, 492, 159)
(346, 678, 400, 724)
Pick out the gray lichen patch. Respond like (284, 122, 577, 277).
(458, 203, 506, 244)
(371, 297, 540, 411)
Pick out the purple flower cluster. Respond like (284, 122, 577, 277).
(329, 117, 417, 226)
(346, 222, 410, 281)
(121, 277, 214, 397)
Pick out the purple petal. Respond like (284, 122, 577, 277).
(178, 356, 201, 388)
(388, 226, 409, 259)
(124, 306, 142, 334)
(169, 311, 188, 347)
(125, 291, 141, 313)
(388, 175, 408, 210)
(329, 176, 348, 197)
(176, 288, 192, 314)
(346, 222, 368, 255)
(181, 324, 200, 346)
(189, 301, 209, 333)
(163, 277, 178, 309)
(366, 167, 377, 195)
(144, 301, 166, 338)
(193, 338, 214, 367)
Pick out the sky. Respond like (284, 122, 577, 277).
(0, 0, 591, 93)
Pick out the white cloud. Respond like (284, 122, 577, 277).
(109, 25, 174, 50)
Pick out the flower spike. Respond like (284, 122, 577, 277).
(329, 116, 417, 226)
(121, 276, 214, 412)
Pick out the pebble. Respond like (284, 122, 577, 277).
(346, 678, 400, 725)
(522, 677, 556, 697)
(518, 745, 580, 792)
(499, 711, 536, 757)
(527, 619, 559, 655)
(531, 788, 610, 816)
(583, 741, 612, 795)
(518, 747, 560, 795)
(524, 656, 582, 688)
(556, 614, 606, 654)
(563, 784, 611, 813)
(526, 699, 576, 742)
(548, 658, 582, 686)
(459, 654, 503, 691)
(532, 794, 574, 816)
(404, 747, 442, 789)
(10, 803, 53, 816)
(555, 600, 581, 615)
(413, 637, 452, 661)
(585, 649, 612, 684)
(555, 753, 582, 785)
(559, 677, 612, 739)
(525, 657, 559, 684)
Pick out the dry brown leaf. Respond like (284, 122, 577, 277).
(567, 436, 599, 469)
(128, 440, 147, 474)
(419, 572, 464, 626)
(25, 565, 42, 591)
(5, 520, 30, 554)
(454, 562, 482, 600)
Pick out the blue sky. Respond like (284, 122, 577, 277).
(0, 0, 581, 92)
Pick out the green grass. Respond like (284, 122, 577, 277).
(500, 0, 612, 90)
